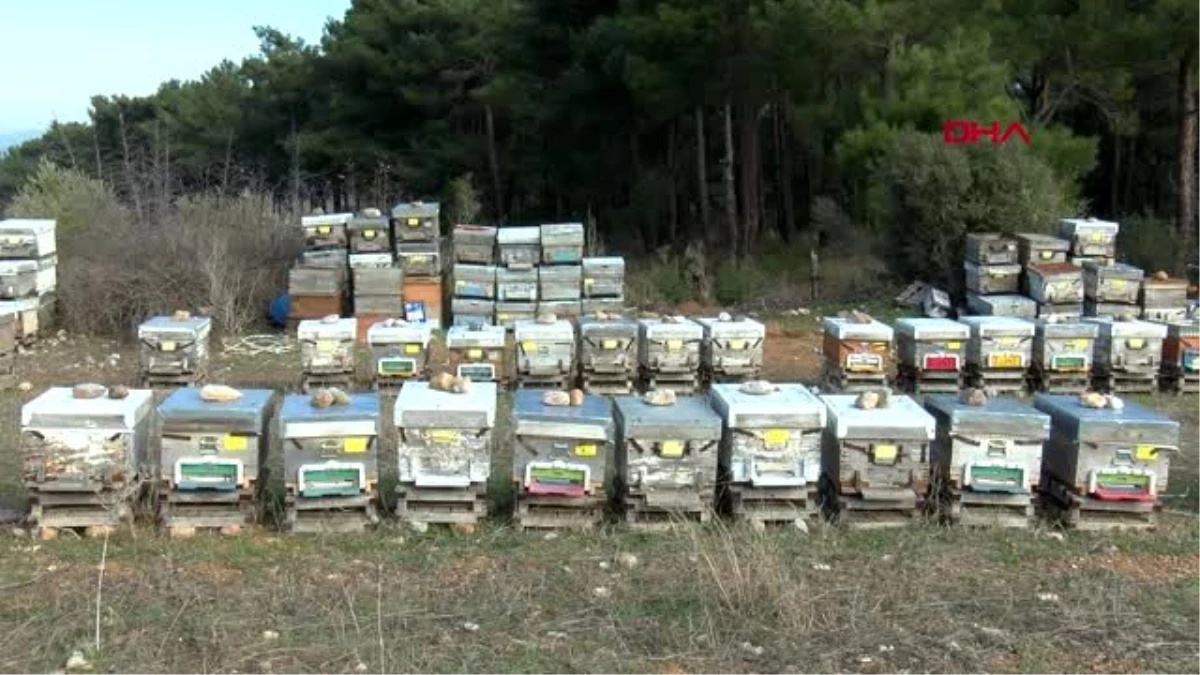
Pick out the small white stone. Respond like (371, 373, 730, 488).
(354, 663, 368, 673)
(1046, 531, 1064, 541)
(65, 650, 90, 671)
(592, 586, 611, 599)
(859, 656, 874, 664)
(948, 641, 961, 652)
(262, 630, 280, 641)
(812, 563, 832, 571)
(1036, 592, 1059, 602)
(598, 561, 611, 570)
(18, 381, 33, 392)
(408, 521, 429, 534)
(546, 631, 568, 640)
(542, 532, 558, 541)
(792, 518, 809, 533)
(616, 552, 639, 569)
(881, 554, 894, 562)
(878, 644, 894, 653)
(739, 642, 764, 656)
(461, 621, 480, 632)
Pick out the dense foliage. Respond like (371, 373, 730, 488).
(2, 0, 1197, 282)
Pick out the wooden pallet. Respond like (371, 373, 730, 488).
(895, 365, 962, 394)
(1091, 371, 1159, 395)
(283, 486, 380, 533)
(623, 490, 713, 531)
(727, 485, 819, 527)
(300, 373, 354, 393)
(140, 371, 204, 390)
(965, 365, 1028, 395)
(1039, 477, 1158, 531)
(641, 373, 702, 396)
(946, 490, 1035, 528)
(28, 486, 137, 537)
(515, 373, 573, 390)
(821, 364, 889, 393)
(1159, 365, 1199, 395)
(395, 484, 488, 528)
(706, 369, 763, 386)
(371, 376, 417, 394)
(580, 371, 636, 396)
(157, 482, 257, 532)
(514, 492, 605, 531)
(820, 480, 923, 529)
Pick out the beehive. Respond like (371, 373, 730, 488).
(514, 318, 576, 385)
(964, 262, 1022, 295)
(692, 315, 765, 381)
(1084, 317, 1166, 379)
(540, 222, 585, 265)
(0, 257, 56, 299)
(639, 317, 703, 386)
(581, 257, 625, 298)
(395, 382, 496, 489)
(138, 314, 212, 380)
(450, 297, 495, 328)
(1025, 263, 1083, 304)
(391, 201, 440, 242)
(537, 300, 581, 319)
(366, 321, 433, 382)
(300, 213, 352, 250)
(1083, 261, 1143, 304)
(497, 226, 540, 268)
(965, 233, 1018, 265)
(894, 318, 969, 391)
(1058, 217, 1118, 258)
(966, 293, 1037, 318)
(958, 316, 1034, 372)
(453, 264, 497, 300)
(452, 224, 497, 264)
(821, 316, 894, 376)
(495, 301, 536, 329)
(446, 324, 507, 381)
(157, 388, 274, 494)
(1161, 318, 1199, 393)
(348, 213, 392, 253)
(1015, 232, 1069, 266)
(302, 248, 348, 269)
(511, 389, 613, 501)
(497, 267, 538, 302)
(297, 317, 357, 376)
(396, 241, 443, 278)
(0, 218, 56, 259)
(539, 265, 582, 301)
(578, 314, 639, 394)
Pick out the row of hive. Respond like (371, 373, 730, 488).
(16, 381, 1179, 536)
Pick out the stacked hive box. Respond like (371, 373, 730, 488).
(1028, 319, 1098, 394)
(1016, 230, 1080, 320)
(1139, 274, 1191, 323)
(392, 201, 444, 328)
(1083, 261, 1143, 318)
(366, 320, 434, 391)
(291, 213, 352, 327)
(451, 225, 498, 328)
(893, 318, 970, 394)
(1159, 318, 1198, 393)
(958, 316, 1035, 394)
(539, 223, 585, 319)
(349, 210, 402, 341)
(137, 313, 212, 388)
(581, 257, 625, 315)
(963, 233, 1033, 318)
(496, 226, 541, 328)
(1058, 217, 1118, 266)
(296, 316, 357, 392)
(1084, 316, 1165, 393)
(820, 315, 894, 392)
(0, 218, 58, 344)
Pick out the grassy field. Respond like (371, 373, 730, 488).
(0, 320, 1197, 674)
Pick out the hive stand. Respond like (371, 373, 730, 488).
(819, 476, 923, 529)
(895, 364, 963, 395)
(622, 489, 712, 531)
(140, 370, 205, 391)
(514, 372, 574, 390)
(580, 366, 635, 396)
(283, 482, 380, 533)
(1159, 363, 1198, 395)
(964, 364, 1028, 396)
(639, 370, 701, 396)
(820, 361, 889, 394)
(27, 480, 138, 539)
(933, 476, 1034, 529)
(394, 484, 488, 532)
(1089, 368, 1159, 395)
(513, 484, 605, 531)
(726, 484, 820, 529)
(300, 371, 354, 394)
(157, 479, 258, 535)
(1026, 363, 1091, 395)
(1038, 475, 1157, 531)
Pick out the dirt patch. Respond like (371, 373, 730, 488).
(1048, 552, 1200, 584)
(763, 322, 823, 382)
(674, 301, 712, 316)
(180, 561, 244, 585)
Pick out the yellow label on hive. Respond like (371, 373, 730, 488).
(584, 278, 595, 286)
(1135, 445, 1157, 461)
(947, 341, 961, 350)
(763, 429, 789, 448)
(404, 344, 421, 354)
(1040, 250, 1054, 259)
(317, 225, 331, 235)
(522, 340, 537, 351)
(497, 314, 509, 322)
(410, 255, 428, 263)
(467, 348, 483, 359)
(4, 236, 19, 244)
(456, 280, 465, 289)
(728, 339, 747, 350)
(1068, 339, 1089, 351)
(407, 217, 420, 226)
(429, 429, 459, 445)
(666, 339, 683, 351)
(363, 229, 377, 239)
(873, 444, 897, 463)
(223, 435, 248, 451)
(1127, 338, 1146, 350)
(1111, 279, 1126, 289)
(1088, 233, 1104, 242)
(659, 440, 684, 458)
(317, 339, 336, 353)
(989, 353, 1023, 368)
(602, 339, 618, 349)
(343, 437, 367, 453)
(574, 443, 597, 457)
(160, 341, 177, 352)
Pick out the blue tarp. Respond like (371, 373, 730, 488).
(269, 293, 290, 327)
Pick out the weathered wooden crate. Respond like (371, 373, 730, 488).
(289, 266, 347, 296)
(0, 256, 56, 299)
(278, 392, 381, 532)
(512, 389, 612, 529)
(1037, 303, 1083, 322)
(818, 393, 935, 527)
(396, 241, 443, 279)
(354, 294, 406, 315)
(352, 265, 403, 296)
(300, 213, 352, 250)
(1025, 263, 1083, 304)
(495, 302, 536, 329)
(1058, 217, 1118, 258)
(451, 297, 495, 328)
(966, 293, 1037, 318)
(540, 222, 585, 265)
(1083, 261, 1144, 304)
(614, 394, 722, 528)
(540, 265, 582, 301)
(711, 383, 824, 524)
(0, 218, 56, 259)
(1034, 393, 1176, 530)
(297, 317, 357, 377)
(514, 318, 576, 387)
(497, 227, 540, 268)
(367, 321, 433, 384)
(301, 249, 348, 269)
(1140, 277, 1188, 318)
(693, 316, 765, 382)
(1085, 317, 1166, 385)
(582, 257, 625, 298)
(453, 264, 497, 300)
(289, 295, 346, 323)
(538, 300, 582, 319)
(964, 262, 1021, 295)
(1015, 232, 1069, 266)
(497, 267, 538, 303)
(1030, 319, 1097, 392)
(894, 318, 969, 392)
(348, 214, 392, 254)
(446, 324, 508, 381)
(391, 201, 440, 243)
(924, 394, 1049, 528)
(452, 225, 497, 264)
(965, 233, 1018, 265)
(403, 278, 444, 329)
(394, 382, 496, 526)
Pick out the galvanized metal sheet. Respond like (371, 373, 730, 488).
(447, 324, 506, 349)
(820, 394, 935, 441)
(279, 393, 380, 438)
(158, 388, 273, 433)
(512, 389, 613, 440)
(709, 383, 825, 429)
(613, 395, 721, 440)
(923, 394, 1049, 438)
(394, 381, 498, 428)
(821, 317, 893, 341)
(894, 317, 970, 340)
(496, 226, 540, 245)
(1033, 393, 1179, 445)
(23, 387, 154, 430)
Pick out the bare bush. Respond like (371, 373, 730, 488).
(6, 163, 300, 338)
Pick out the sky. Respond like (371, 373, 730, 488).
(0, 0, 350, 133)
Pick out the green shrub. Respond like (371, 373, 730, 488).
(714, 261, 768, 306)
(626, 262, 693, 307)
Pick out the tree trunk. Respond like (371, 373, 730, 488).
(695, 107, 710, 241)
(117, 111, 143, 220)
(1176, 49, 1198, 274)
(722, 102, 739, 258)
(290, 114, 301, 216)
(484, 103, 504, 222)
(91, 125, 103, 180)
(667, 120, 678, 243)
(1111, 135, 1121, 216)
(737, 102, 760, 257)
(776, 95, 796, 243)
